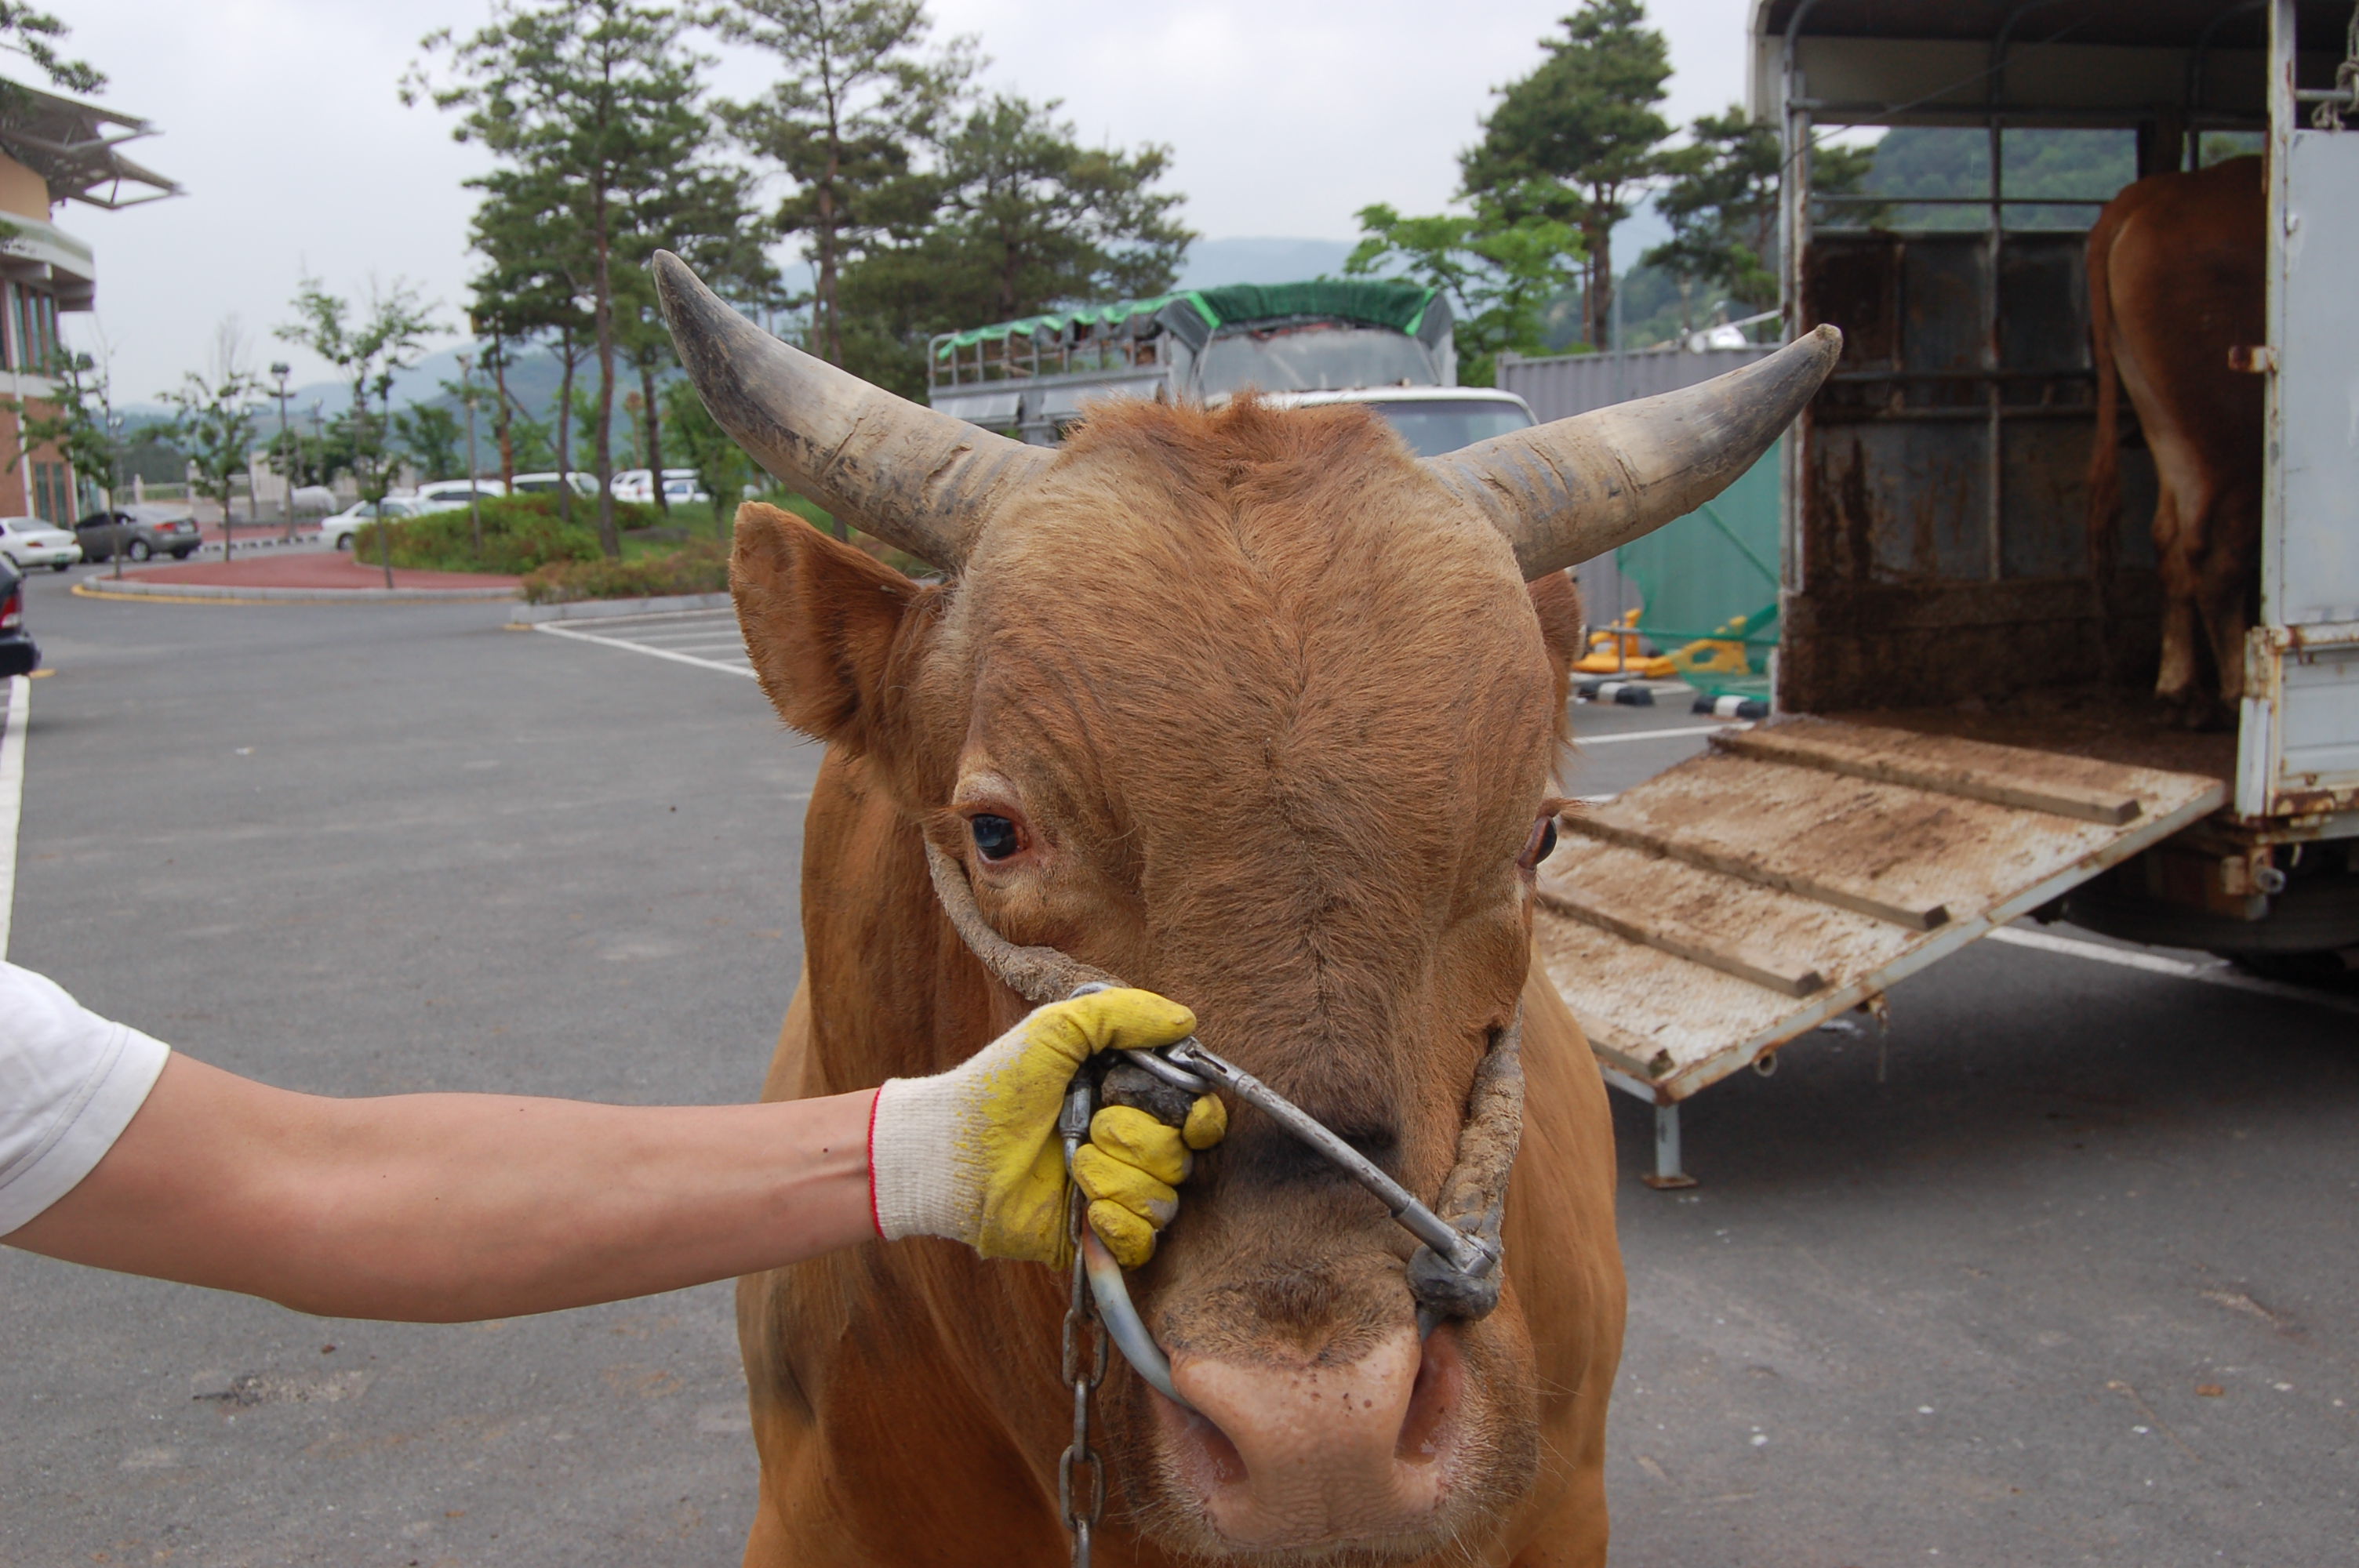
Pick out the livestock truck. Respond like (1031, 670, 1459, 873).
(926, 278, 1539, 456)
(1504, 0, 2359, 1184)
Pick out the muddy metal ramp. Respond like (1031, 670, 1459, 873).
(1535, 715, 2223, 1185)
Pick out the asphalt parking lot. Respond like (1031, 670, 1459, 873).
(1, 575, 2351, 1566)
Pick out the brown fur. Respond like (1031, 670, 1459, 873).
(2086, 155, 2266, 728)
(731, 397, 1624, 1566)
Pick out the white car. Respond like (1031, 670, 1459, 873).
(1236, 385, 1538, 458)
(413, 478, 505, 506)
(0, 517, 83, 572)
(320, 496, 440, 551)
(509, 471, 602, 499)
(612, 467, 700, 503)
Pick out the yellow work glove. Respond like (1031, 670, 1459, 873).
(867, 989, 1229, 1269)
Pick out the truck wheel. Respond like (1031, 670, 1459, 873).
(2065, 858, 2359, 963)
(2229, 949, 2357, 984)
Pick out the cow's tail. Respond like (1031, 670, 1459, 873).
(2084, 202, 2125, 680)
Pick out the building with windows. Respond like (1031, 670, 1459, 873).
(0, 82, 179, 521)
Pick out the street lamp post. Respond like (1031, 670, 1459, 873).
(457, 350, 482, 556)
(269, 361, 294, 541)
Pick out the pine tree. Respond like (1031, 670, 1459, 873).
(715, 0, 969, 367)
(1463, 0, 1672, 348)
(837, 93, 1192, 396)
(411, 0, 719, 559)
(1646, 107, 1874, 322)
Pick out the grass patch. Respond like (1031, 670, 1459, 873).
(350, 494, 660, 575)
(485, 490, 932, 602)
(521, 537, 732, 604)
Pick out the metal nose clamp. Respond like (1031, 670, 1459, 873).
(1063, 985, 1503, 1408)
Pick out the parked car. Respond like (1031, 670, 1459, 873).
(0, 559, 35, 677)
(612, 467, 700, 503)
(0, 517, 82, 572)
(657, 476, 712, 506)
(320, 495, 441, 550)
(508, 470, 601, 499)
(413, 478, 506, 506)
(74, 506, 202, 562)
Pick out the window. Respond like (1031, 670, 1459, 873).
(31, 460, 69, 524)
(12, 285, 56, 373)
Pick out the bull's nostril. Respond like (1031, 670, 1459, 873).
(1187, 1409, 1248, 1487)
(1395, 1323, 1465, 1465)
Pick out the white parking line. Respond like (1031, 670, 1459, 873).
(612, 626, 741, 645)
(1574, 722, 1743, 746)
(1988, 926, 2359, 1018)
(534, 620, 758, 679)
(0, 674, 27, 959)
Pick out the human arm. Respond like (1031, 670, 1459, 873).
(6, 1051, 879, 1323)
(4, 981, 1227, 1319)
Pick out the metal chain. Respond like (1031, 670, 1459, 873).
(1057, 1083, 1108, 1566)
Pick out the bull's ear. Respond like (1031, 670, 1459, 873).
(1528, 569, 1585, 697)
(731, 502, 924, 750)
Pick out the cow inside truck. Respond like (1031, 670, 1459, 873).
(1531, 0, 2359, 1185)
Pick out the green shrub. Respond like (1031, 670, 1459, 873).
(520, 538, 733, 604)
(350, 493, 657, 575)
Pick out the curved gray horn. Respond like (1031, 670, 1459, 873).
(652, 250, 1050, 568)
(1427, 325, 1843, 580)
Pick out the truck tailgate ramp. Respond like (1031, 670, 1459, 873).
(1535, 716, 2223, 1184)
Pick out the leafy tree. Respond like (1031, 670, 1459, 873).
(661, 376, 755, 534)
(413, 0, 728, 559)
(837, 92, 1192, 395)
(8, 347, 120, 512)
(160, 323, 261, 562)
(715, 0, 969, 367)
(0, 3, 102, 93)
(1463, 0, 1672, 348)
(393, 403, 463, 481)
(504, 408, 558, 473)
(277, 276, 441, 586)
(1345, 199, 1584, 386)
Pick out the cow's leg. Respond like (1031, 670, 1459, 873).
(2150, 486, 2205, 717)
(2194, 489, 2263, 718)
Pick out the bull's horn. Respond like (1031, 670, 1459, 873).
(1426, 325, 1843, 580)
(652, 250, 1049, 568)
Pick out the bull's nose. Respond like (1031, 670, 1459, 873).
(1158, 1323, 1464, 1551)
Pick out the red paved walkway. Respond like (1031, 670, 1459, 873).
(119, 555, 520, 591)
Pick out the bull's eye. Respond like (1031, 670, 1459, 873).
(1518, 815, 1559, 873)
(970, 814, 1023, 861)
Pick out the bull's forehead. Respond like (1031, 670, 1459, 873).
(951, 420, 1555, 886)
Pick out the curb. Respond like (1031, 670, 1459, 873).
(508, 591, 733, 625)
(74, 579, 518, 604)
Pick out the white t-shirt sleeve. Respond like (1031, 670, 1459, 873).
(0, 961, 172, 1236)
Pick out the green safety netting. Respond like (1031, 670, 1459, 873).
(1613, 442, 1783, 699)
(933, 278, 1438, 358)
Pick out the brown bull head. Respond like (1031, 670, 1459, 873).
(659, 251, 1835, 1563)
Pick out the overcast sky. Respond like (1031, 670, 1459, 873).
(61, 0, 1758, 399)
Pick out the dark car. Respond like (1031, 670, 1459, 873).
(75, 506, 202, 562)
(0, 560, 38, 678)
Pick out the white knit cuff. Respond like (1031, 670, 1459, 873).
(868, 1073, 978, 1244)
